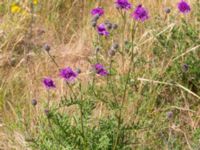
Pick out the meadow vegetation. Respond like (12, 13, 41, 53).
(0, 0, 200, 149)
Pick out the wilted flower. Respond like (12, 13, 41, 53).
(178, 0, 191, 13)
(91, 7, 104, 16)
(94, 64, 108, 76)
(115, 0, 132, 10)
(43, 77, 56, 89)
(131, 5, 149, 22)
(97, 24, 109, 36)
(60, 67, 78, 82)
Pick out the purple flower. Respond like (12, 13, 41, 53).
(43, 77, 56, 89)
(94, 64, 108, 76)
(91, 7, 104, 16)
(178, 0, 191, 13)
(60, 67, 78, 82)
(131, 5, 149, 22)
(115, 0, 132, 10)
(97, 24, 109, 36)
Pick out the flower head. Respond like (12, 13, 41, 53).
(43, 77, 56, 89)
(11, 3, 21, 13)
(91, 7, 104, 16)
(131, 5, 149, 22)
(178, 0, 191, 13)
(60, 67, 78, 82)
(115, 0, 132, 10)
(94, 64, 108, 76)
(97, 24, 109, 36)
(33, 0, 38, 5)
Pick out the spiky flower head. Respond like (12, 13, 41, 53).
(94, 64, 108, 76)
(178, 0, 191, 13)
(60, 67, 78, 83)
(91, 7, 104, 16)
(131, 4, 149, 22)
(43, 77, 56, 89)
(97, 24, 109, 36)
(115, 0, 132, 10)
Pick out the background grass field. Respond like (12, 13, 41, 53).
(0, 0, 200, 149)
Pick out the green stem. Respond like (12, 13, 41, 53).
(113, 22, 137, 150)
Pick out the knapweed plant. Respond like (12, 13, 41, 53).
(2, 0, 200, 149)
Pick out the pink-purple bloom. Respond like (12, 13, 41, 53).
(178, 0, 191, 13)
(43, 77, 56, 89)
(60, 67, 78, 82)
(97, 24, 109, 36)
(131, 5, 149, 22)
(115, 0, 132, 10)
(94, 64, 108, 76)
(91, 7, 104, 16)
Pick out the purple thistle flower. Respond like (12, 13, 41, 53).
(43, 77, 56, 89)
(91, 7, 104, 16)
(97, 24, 109, 36)
(94, 63, 108, 76)
(60, 67, 78, 83)
(178, 0, 191, 14)
(115, 0, 132, 10)
(131, 5, 149, 22)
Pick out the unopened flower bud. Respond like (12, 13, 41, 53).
(92, 14, 100, 22)
(112, 43, 119, 50)
(112, 24, 118, 30)
(95, 47, 100, 53)
(165, 7, 171, 14)
(44, 109, 50, 117)
(31, 99, 37, 106)
(43, 44, 51, 52)
(108, 49, 116, 57)
(166, 111, 173, 119)
(76, 68, 81, 74)
(182, 64, 189, 72)
(91, 21, 97, 28)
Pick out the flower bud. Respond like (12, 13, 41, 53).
(166, 111, 173, 119)
(108, 49, 116, 57)
(76, 68, 81, 74)
(91, 21, 97, 28)
(43, 44, 51, 52)
(31, 99, 37, 106)
(112, 24, 118, 30)
(92, 14, 100, 22)
(112, 43, 119, 50)
(182, 64, 189, 72)
(164, 7, 171, 14)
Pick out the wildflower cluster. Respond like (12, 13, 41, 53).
(10, 0, 39, 14)
(33, 0, 193, 149)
